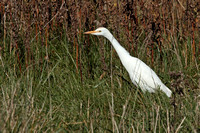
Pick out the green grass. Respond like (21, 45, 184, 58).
(0, 32, 200, 132)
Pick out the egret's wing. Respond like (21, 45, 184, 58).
(128, 57, 163, 92)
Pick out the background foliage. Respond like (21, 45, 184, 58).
(0, 0, 199, 132)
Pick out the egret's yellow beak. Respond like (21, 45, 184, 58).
(84, 30, 101, 34)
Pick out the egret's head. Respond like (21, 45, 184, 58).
(84, 27, 109, 36)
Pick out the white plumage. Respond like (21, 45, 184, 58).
(84, 27, 172, 97)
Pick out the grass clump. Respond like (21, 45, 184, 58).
(0, 32, 199, 132)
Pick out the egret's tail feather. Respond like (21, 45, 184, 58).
(161, 85, 172, 97)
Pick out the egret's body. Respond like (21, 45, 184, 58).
(85, 27, 172, 97)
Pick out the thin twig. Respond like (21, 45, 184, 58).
(175, 117, 186, 133)
(167, 109, 170, 133)
(119, 93, 131, 129)
(177, 0, 186, 10)
(109, 93, 119, 133)
(30, 1, 65, 43)
(154, 106, 160, 133)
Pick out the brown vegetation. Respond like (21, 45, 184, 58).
(0, 0, 199, 72)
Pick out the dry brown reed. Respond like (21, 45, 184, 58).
(0, 0, 199, 73)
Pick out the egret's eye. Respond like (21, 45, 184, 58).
(98, 30, 101, 32)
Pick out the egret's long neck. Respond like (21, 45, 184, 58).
(104, 32, 131, 61)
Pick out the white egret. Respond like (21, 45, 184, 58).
(84, 27, 172, 97)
